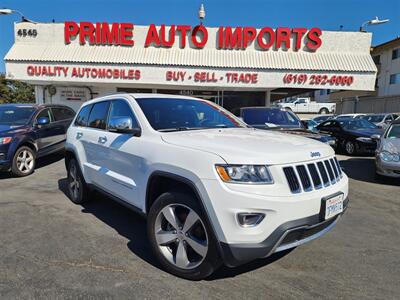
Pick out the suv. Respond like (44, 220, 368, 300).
(65, 94, 349, 280)
(0, 104, 75, 176)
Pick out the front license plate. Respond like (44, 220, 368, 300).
(324, 194, 344, 220)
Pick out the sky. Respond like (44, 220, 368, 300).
(0, 0, 399, 72)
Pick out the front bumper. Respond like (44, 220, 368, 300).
(220, 198, 348, 267)
(0, 145, 11, 171)
(375, 157, 400, 178)
(356, 141, 377, 154)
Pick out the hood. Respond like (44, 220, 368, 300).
(0, 124, 28, 136)
(346, 128, 383, 137)
(161, 128, 334, 165)
(274, 128, 331, 139)
(381, 138, 400, 153)
(256, 127, 334, 143)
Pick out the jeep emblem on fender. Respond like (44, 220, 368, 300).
(311, 151, 321, 158)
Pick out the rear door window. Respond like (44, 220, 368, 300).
(52, 107, 76, 121)
(88, 101, 110, 130)
(74, 105, 92, 127)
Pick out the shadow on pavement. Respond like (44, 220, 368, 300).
(340, 157, 400, 187)
(0, 151, 65, 180)
(207, 249, 293, 280)
(36, 151, 65, 169)
(58, 177, 289, 280)
(58, 178, 159, 269)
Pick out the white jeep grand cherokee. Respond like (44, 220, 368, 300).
(65, 94, 348, 280)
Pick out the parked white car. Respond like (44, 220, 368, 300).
(65, 94, 349, 280)
(278, 98, 336, 114)
(335, 113, 366, 120)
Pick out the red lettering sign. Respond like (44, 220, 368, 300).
(64, 22, 323, 51)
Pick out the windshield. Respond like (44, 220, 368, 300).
(241, 108, 302, 128)
(339, 119, 378, 130)
(386, 124, 400, 138)
(0, 106, 36, 125)
(363, 115, 385, 123)
(313, 115, 331, 123)
(135, 98, 245, 131)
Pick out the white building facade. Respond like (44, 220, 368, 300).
(5, 21, 377, 112)
(372, 37, 400, 97)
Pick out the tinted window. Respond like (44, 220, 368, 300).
(88, 102, 110, 130)
(340, 119, 377, 130)
(392, 49, 400, 60)
(242, 108, 301, 128)
(313, 115, 331, 123)
(386, 124, 400, 138)
(363, 115, 385, 123)
(390, 73, 400, 84)
(74, 105, 92, 127)
(108, 100, 139, 128)
(136, 98, 244, 131)
(318, 120, 339, 129)
(0, 106, 36, 125)
(52, 107, 75, 121)
(36, 108, 54, 122)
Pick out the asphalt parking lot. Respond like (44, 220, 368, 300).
(0, 154, 399, 299)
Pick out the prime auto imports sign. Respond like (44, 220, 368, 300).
(64, 21, 322, 51)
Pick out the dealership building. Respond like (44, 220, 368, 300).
(4, 21, 377, 113)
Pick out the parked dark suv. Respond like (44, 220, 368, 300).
(0, 104, 75, 176)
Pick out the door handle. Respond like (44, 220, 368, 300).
(76, 132, 83, 139)
(98, 136, 107, 144)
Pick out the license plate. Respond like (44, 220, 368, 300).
(324, 194, 344, 220)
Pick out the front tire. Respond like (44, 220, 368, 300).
(147, 191, 221, 280)
(67, 158, 90, 204)
(11, 146, 36, 177)
(344, 140, 357, 156)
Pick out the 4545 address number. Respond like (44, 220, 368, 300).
(17, 29, 38, 37)
(283, 73, 354, 86)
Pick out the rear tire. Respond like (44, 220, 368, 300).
(67, 158, 90, 204)
(319, 108, 329, 114)
(147, 191, 221, 280)
(11, 146, 36, 177)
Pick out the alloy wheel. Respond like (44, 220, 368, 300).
(16, 150, 34, 174)
(345, 141, 355, 155)
(68, 163, 81, 201)
(154, 204, 208, 270)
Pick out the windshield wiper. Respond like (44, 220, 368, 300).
(158, 125, 232, 132)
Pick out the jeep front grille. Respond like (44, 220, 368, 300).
(283, 157, 343, 193)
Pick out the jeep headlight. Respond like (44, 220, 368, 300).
(379, 151, 400, 162)
(215, 165, 274, 184)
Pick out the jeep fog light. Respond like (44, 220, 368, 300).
(237, 213, 265, 227)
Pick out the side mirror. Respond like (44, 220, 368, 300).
(108, 116, 141, 136)
(371, 134, 381, 140)
(36, 117, 50, 126)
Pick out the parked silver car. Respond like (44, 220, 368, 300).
(363, 113, 398, 130)
(375, 120, 400, 178)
